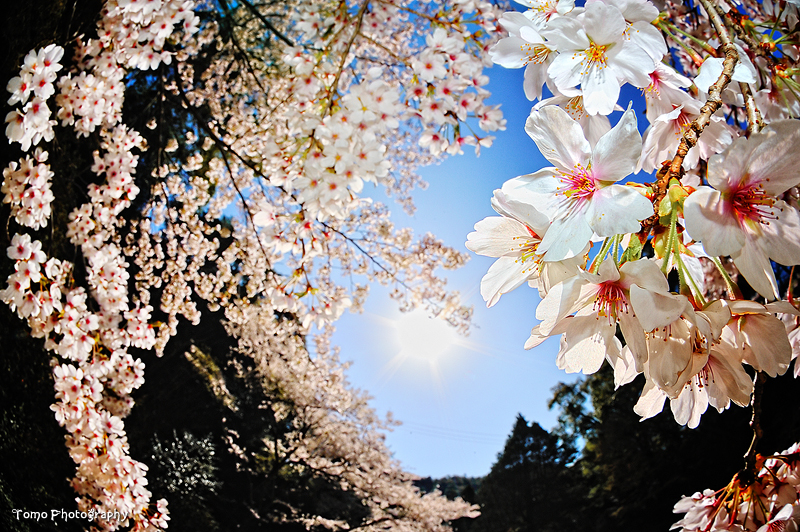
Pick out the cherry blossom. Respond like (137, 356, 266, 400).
(505, 105, 652, 262)
(466, 188, 586, 306)
(684, 120, 800, 300)
(543, 1, 655, 115)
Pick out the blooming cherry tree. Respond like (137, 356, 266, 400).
(2, 0, 504, 529)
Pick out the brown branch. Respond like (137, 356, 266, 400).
(666, 0, 740, 182)
(217, 148, 274, 271)
(323, 0, 371, 118)
(719, 4, 777, 65)
(742, 371, 766, 485)
(237, 0, 296, 47)
(740, 81, 764, 135)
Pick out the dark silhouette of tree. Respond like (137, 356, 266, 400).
(467, 415, 579, 532)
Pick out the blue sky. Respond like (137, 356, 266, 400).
(328, 53, 656, 477)
(331, 65, 571, 479)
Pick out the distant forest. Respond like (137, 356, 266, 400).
(421, 363, 800, 532)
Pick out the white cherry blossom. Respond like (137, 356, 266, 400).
(505, 104, 652, 262)
(466, 188, 586, 306)
(684, 120, 800, 299)
(543, 1, 655, 115)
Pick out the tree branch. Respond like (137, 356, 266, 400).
(667, 0, 740, 181)
(742, 371, 766, 484)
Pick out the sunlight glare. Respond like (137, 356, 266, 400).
(394, 310, 458, 361)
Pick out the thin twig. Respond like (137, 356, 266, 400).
(218, 146, 273, 270)
(739, 81, 764, 135)
(238, 0, 296, 47)
(667, 0, 740, 181)
(743, 371, 767, 483)
(323, 0, 371, 118)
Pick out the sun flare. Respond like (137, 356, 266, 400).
(394, 310, 458, 361)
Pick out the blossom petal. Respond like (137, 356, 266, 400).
(732, 237, 779, 300)
(740, 314, 792, 377)
(585, 184, 652, 237)
(466, 216, 533, 257)
(559, 315, 619, 374)
(629, 286, 690, 331)
(620, 257, 670, 292)
(591, 107, 641, 182)
(761, 200, 800, 266)
(671, 380, 708, 429)
(480, 256, 531, 307)
(539, 209, 595, 261)
(582, 65, 621, 116)
(489, 36, 531, 68)
(743, 120, 800, 195)
(634, 379, 667, 421)
(582, 2, 626, 46)
(523, 62, 550, 101)
(525, 105, 592, 171)
(492, 189, 551, 236)
(536, 274, 589, 335)
(607, 39, 655, 89)
(684, 187, 746, 257)
(618, 308, 648, 371)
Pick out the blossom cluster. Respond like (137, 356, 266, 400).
(5, 45, 63, 151)
(1, 0, 201, 528)
(673, 443, 800, 532)
(154, 0, 505, 338)
(471, 2, 800, 523)
(472, 0, 800, 434)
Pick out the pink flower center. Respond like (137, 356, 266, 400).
(594, 281, 627, 320)
(729, 183, 776, 225)
(514, 226, 543, 274)
(674, 108, 692, 135)
(556, 164, 596, 203)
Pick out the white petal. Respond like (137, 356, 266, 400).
(740, 314, 792, 376)
(498, 11, 539, 35)
(732, 237, 779, 300)
(743, 120, 800, 195)
(694, 58, 723, 94)
(620, 257, 669, 292)
(539, 210, 595, 262)
(684, 187, 746, 257)
(466, 216, 531, 257)
(501, 170, 562, 220)
(524, 324, 550, 350)
(629, 21, 667, 61)
(671, 381, 708, 428)
(633, 378, 667, 420)
(591, 108, 641, 182)
(583, 64, 621, 116)
(608, 39, 656, 88)
(541, 15, 589, 51)
(629, 286, 690, 331)
(525, 105, 592, 171)
(523, 62, 550, 101)
(612, 346, 640, 389)
(560, 315, 618, 374)
(582, 2, 626, 46)
(492, 188, 551, 235)
(585, 184, 653, 237)
(762, 201, 800, 266)
(547, 52, 587, 97)
(489, 36, 530, 68)
(480, 256, 531, 307)
(619, 308, 648, 371)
